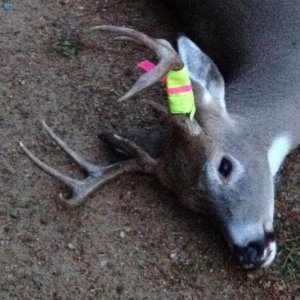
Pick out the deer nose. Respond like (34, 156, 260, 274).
(233, 237, 278, 269)
(228, 224, 276, 268)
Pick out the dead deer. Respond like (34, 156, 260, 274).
(20, 21, 299, 269)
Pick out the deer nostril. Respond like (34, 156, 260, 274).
(234, 240, 266, 267)
(246, 241, 264, 262)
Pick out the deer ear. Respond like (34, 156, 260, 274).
(178, 36, 226, 111)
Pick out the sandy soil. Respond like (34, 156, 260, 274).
(0, 1, 299, 299)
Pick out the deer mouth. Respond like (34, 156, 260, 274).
(230, 229, 276, 269)
(240, 241, 276, 269)
(235, 240, 277, 269)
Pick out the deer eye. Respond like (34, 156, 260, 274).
(218, 157, 233, 178)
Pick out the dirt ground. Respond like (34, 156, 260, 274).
(0, 1, 299, 299)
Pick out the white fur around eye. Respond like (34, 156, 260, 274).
(268, 135, 291, 177)
(227, 156, 244, 184)
(206, 155, 244, 186)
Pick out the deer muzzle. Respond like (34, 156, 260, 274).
(232, 231, 276, 269)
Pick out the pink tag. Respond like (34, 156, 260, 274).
(137, 60, 156, 72)
(167, 84, 193, 94)
(137, 60, 167, 84)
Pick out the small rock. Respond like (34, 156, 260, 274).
(100, 260, 108, 268)
(40, 217, 48, 225)
(263, 281, 272, 288)
(170, 253, 176, 259)
(277, 283, 286, 291)
(116, 284, 124, 294)
(19, 233, 35, 243)
(120, 231, 125, 239)
(10, 211, 18, 219)
(32, 274, 43, 289)
(67, 242, 75, 250)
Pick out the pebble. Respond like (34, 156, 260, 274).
(67, 242, 75, 250)
(116, 284, 124, 294)
(263, 281, 272, 288)
(32, 274, 43, 289)
(120, 231, 125, 238)
(10, 211, 18, 219)
(100, 260, 108, 268)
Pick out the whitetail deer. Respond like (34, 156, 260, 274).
(20, 0, 299, 269)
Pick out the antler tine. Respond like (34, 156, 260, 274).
(119, 58, 173, 101)
(19, 142, 82, 189)
(91, 25, 183, 101)
(92, 25, 165, 53)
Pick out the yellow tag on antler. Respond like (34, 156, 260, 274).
(166, 67, 196, 120)
(138, 60, 196, 119)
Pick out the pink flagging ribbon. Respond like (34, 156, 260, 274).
(137, 60, 167, 84)
(137, 60, 155, 72)
(167, 84, 193, 94)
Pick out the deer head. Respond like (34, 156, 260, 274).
(162, 36, 276, 268)
(20, 26, 276, 269)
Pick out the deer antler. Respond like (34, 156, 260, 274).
(91, 25, 184, 101)
(19, 26, 202, 207)
(20, 121, 157, 208)
(91, 25, 202, 135)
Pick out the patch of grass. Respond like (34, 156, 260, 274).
(172, 255, 202, 274)
(54, 29, 81, 57)
(54, 40, 79, 57)
(281, 236, 300, 282)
